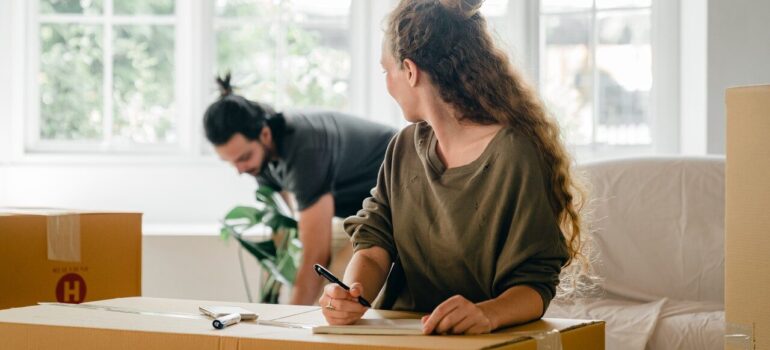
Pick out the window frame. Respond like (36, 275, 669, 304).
(535, 0, 681, 160)
(25, 0, 185, 155)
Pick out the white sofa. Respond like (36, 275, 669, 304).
(544, 157, 725, 350)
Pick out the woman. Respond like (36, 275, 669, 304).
(320, 0, 586, 335)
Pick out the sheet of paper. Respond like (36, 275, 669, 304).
(312, 318, 424, 335)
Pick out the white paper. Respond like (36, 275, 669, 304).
(312, 318, 424, 335)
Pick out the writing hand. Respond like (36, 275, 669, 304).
(319, 282, 368, 325)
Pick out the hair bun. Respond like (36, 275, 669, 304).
(215, 72, 234, 97)
(439, 0, 483, 19)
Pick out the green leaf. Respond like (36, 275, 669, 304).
(219, 226, 231, 240)
(224, 206, 267, 224)
(233, 235, 277, 262)
(255, 186, 294, 218)
(255, 186, 279, 208)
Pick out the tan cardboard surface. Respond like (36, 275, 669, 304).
(726, 84, 770, 350)
(0, 211, 141, 309)
(0, 297, 604, 350)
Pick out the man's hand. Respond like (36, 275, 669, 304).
(319, 282, 368, 325)
(421, 295, 495, 335)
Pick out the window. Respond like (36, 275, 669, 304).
(540, 0, 653, 151)
(213, 0, 351, 111)
(26, 0, 353, 155)
(22, 0, 667, 158)
(33, 0, 177, 152)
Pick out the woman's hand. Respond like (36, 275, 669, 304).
(319, 282, 368, 325)
(421, 295, 495, 335)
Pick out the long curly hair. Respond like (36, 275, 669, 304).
(385, 0, 590, 277)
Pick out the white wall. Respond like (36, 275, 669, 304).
(1, 162, 255, 224)
(679, 0, 708, 155)
(706, 0, 770, 154)
(142, 234, 263, 302)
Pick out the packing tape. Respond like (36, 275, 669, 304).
(47, 214, 81, 262)
(725, 322, 753, 350)
(522, 329, 562, 350)
(530, 329, 562, 350)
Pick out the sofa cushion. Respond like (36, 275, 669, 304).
(579, 157, 724, 303)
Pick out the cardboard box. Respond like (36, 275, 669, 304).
(0, 209, 142, 310)
(726, 84, 770, 350)
(0, 297, 603, 350)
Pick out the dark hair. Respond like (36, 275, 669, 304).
(203, 73, 278, 145)
(386, 0, 588, 269)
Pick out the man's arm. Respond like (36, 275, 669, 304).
(290, 193, 334, 305)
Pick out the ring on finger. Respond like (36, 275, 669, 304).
(325, 298, 335, 310)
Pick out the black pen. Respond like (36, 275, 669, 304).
(313, 264, 371, 308)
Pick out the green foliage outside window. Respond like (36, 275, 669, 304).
(40, 24, 104, 140)
(37, 0, 350, 146)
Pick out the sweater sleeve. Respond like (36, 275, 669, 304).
(492, 140, 570, 314)
(343, 131, 399, 261)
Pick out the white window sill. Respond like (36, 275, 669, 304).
(143, 223, 270, 237)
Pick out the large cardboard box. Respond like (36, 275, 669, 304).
(726, 84, 770, 349)
(0, 209, 142, 310)
(0, 297, 604, 350)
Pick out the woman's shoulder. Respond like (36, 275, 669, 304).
(493, 127, 552, 177)
(496, 127, 541, 159)
(387, 121, 429, 149)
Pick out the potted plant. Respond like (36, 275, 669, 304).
(220, 186, 302, 303)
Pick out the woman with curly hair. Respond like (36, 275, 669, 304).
(320, 0, 587, 335)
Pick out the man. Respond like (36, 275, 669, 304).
(203, 75, 397, 305)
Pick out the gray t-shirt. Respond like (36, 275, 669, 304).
(257, 110, 397, 217)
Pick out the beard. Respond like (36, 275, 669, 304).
(248, 142, 273, 177)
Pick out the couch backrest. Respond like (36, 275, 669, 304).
(579, 156, 724, 303)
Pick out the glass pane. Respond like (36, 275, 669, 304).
(40, 0, 102, 15)
(282, 1, 351, 110)
(596, 0, 651, 9)
(112, 25, 176, 144)
(483, 0, 509, 39)
(215, 0, 272, 17)
(290, 0, 350, 16)
(114, 0, 174, 15)
(215, 23, 277, 104)
(541, 0, 592, 13)
(39, 24, 103, 141)
(596, 11, 652, 145)
(481, 0, 509, 17)
(541, 14, 593, 145)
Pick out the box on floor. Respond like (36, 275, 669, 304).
(725, 84, 770, 350)
(0, 209, 141, 310)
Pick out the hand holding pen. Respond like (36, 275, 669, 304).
(315, 264, 370, 325)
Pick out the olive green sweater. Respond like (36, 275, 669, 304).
(344, 122, 569, 313)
